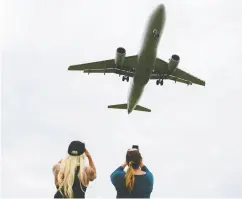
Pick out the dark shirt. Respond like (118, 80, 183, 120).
(110, 166, 154, 198)
(54, 166, 87, 198)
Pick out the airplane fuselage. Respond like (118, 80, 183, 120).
(127, 4, 166, 114)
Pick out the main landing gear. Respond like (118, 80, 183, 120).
(122, 76, 129, 82)
(156, 79, 163, 86)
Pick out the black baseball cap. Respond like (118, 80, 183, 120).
(68, 141, 85, 156)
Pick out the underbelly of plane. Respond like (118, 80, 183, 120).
(134, 62, 154, 85)
(128, 83, 145, 111)
(134, 71, 150, 85)
(135, 50, 156, 84)
(128, 48, 156, 111)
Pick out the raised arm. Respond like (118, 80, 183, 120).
(140, 159, 154, 190)
(84, 149, 97, 182)
(140, 159, 151, 173)
(52, 159, 62, 187)
(110, 162, 127, 186)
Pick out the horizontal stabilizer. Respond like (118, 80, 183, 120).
(108, 104, 127, 109)
(108, 104, 151, 113)
(134, 105, 151, 112)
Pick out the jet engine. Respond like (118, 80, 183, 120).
(168, 54, 180, 72)
(115, 47, 126, 68)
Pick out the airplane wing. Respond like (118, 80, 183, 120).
(153, 58, 205, 86)
(172, 68, 205, 86)
(68, 55, 137, 73)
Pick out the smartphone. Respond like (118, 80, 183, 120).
(132, 145, 139, 150)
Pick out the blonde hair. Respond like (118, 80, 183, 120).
(58, 154, 86, 198)
(125, 161, 135, 192)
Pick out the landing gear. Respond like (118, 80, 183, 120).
(156, 79, 163, 86)
(122, 76, 129, 82)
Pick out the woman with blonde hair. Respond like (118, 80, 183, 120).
(110, 147, 154, 198)
(52, 141, 96, 198)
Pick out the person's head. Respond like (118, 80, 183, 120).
(126, 148, 142, 169)
(58, 141, 87, 198)
(125, 148, 142, 192)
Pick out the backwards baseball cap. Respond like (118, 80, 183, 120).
(68, 141, 85, 156)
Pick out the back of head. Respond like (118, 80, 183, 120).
(68, 140, 85, 156)
(125, 149, 142, 192)
(58, 141, 86, 198)
(126, 149, 142, 169)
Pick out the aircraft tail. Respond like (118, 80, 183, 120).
(108, 104, 151, 113)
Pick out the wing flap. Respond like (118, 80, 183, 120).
(83, 68, 134, 77)
(150, 74, 192, 85)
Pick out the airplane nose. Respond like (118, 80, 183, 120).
(157, 4, 165, 14)
(153, 4, 165, 20)
(158, 4, 165, 10)
(156, 4, 166, 24)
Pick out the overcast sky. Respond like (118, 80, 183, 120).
(2, 0, 242, 198)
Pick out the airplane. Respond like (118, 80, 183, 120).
(68, 4, 205, 114)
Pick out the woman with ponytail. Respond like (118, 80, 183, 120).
(111, 148, 154, 198)
(52, 141, 96, 198)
